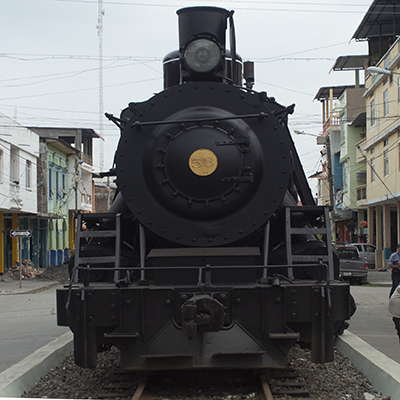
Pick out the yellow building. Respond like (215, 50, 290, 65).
(364, 39, 400, 268)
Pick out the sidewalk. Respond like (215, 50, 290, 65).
(365, 268, 392, 287)
(0, 275, 61, 295)
(0, 264, 69, 295)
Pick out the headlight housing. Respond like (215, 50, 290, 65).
(184, 38, 222, 73)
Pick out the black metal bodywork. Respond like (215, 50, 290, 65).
(57, 6, 351, 371)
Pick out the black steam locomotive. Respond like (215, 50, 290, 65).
(57, 6, 351, 370)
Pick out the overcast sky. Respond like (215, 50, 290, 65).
(0, 0, 371, 195)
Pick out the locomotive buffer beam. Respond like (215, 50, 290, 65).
(181, 294, 225, 339)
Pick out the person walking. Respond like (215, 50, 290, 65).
(389, 283, 400, 345)
(388, 244, 400, 297)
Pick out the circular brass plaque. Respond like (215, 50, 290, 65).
(189, 149, 218, 176)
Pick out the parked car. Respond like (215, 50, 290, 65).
(345, 243, 376, 269)
(336, 245, 368, 284)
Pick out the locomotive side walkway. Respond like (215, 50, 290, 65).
(0, 271, 399, 398)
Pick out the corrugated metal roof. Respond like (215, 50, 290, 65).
(331, 55, 369, 71)
(352, 0, 400, 40)
(314, 86, 358, 101)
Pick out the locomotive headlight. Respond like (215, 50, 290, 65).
(184, 39, 221, 73)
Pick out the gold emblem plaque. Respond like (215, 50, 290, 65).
(189, 149, 218, 176)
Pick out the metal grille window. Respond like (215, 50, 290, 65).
(384, 150, 389, 176)
(383, 90, 389, 116)
(370, 99, 375, 126)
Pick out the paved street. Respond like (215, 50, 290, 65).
(0, 286, 69, 374)
(347, 270, 400, 364)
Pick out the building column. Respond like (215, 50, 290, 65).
(397, 202, 400, 246)
(11, 213, 18, 265)
(40, 219, 48, 268)
(383, 204, 391, 266)
(376, 205, 383, 270)
(367, 207, 374, 245)
(0, 212, 3, 274)
(357, 209, 366, 242)
(32, 218, 40, 268)
(69, 210, 75, 256)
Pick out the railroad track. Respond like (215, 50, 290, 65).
(97, 368, 309, 400)
(261, 368, 309, 399)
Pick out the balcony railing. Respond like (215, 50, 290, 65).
(80, 152, 93, 166)
(323, 116, 341, 134)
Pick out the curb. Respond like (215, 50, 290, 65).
(336, 331, 400, 399)
(0, 331, 73, 397)
(0, 281, 62, 295)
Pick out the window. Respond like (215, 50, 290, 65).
(399, 143, 400, 171)
(62, 173, 66, 198)
(371, 157, 375, 182)
(0, 149, 3, 182)
(384, 150, 389, 176)
(25, 160, 31, 188)
(10, 146, 19, 183)
(343, 161, 348, 190)
(364, 245, 376, 253)
(370, 99, 375, 126)
(398, 77, 400, 103)
(383, 90, 389, 116)
(56, 170, 59, 199)
(48, 166, 53, 199)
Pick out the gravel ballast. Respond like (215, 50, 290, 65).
(23, 344, 385, 400)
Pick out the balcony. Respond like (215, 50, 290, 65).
(80, 152, 93, 166)
(323, 116, 341, 135)
(80, 193, 93, 212)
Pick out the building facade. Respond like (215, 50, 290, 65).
(0, 113, 39, 273)
(363, 39, 400, 268)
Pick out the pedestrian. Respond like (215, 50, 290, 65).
(389, 283, 400, 345)
(388, 244, 400, 297)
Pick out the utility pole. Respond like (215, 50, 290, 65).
(98, 0, 104, 171)
(296, 130, 336, 243)
(325, 135, 336, 244)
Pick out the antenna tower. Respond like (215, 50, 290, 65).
(98, 0, 104, 171)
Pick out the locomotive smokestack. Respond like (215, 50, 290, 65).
(177, 7, 229, 49)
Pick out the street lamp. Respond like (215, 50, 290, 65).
(294, 130, 318, 137)
(367, 66, 400, 76)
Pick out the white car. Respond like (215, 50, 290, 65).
(345, 243, 376, 269)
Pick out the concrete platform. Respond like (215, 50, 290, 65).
(336, 332, 400, 399)
(0, 331, 73, 398)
